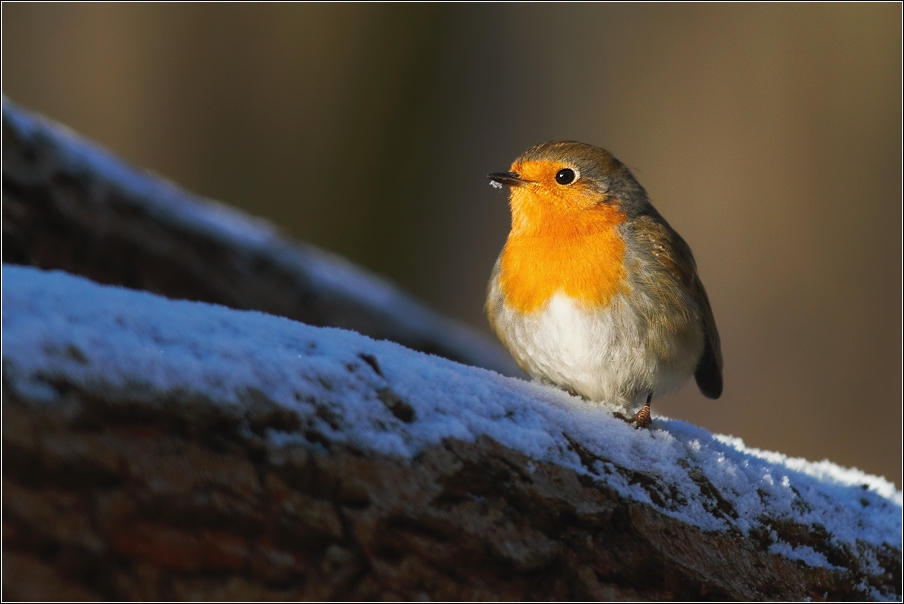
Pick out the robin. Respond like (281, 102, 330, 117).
(486, 141, 722, 428)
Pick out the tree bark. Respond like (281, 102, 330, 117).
(3, 378, 899, 601)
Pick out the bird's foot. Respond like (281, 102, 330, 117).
(613, 395, 653, 430)
(632, 401, 652, 429)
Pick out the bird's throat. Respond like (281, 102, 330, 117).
(499, 203, 629, 314)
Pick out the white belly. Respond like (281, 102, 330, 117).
(489, 291, 703, 411)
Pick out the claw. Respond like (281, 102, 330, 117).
(632, 401, 652, 429)
(614, 393, 653, 429)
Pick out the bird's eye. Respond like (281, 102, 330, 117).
(555, 168, 578, 185)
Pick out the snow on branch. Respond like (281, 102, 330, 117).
(1, 98, 520, 379)
(3, 265, 900, 600)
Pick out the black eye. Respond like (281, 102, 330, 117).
(555, 168, 577, 185)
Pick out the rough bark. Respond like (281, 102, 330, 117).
(3, 380, 899, 601)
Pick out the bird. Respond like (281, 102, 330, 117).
(486, 141, 722, 428)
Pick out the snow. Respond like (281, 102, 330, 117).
(3, 265, 901, 571)
(1, 98, 520, 378)
(3, 96, 278, 250)
(767, 541, 833, 568)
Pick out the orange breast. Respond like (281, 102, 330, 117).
(499, 199, 629, 314)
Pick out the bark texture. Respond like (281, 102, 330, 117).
(3, 380, 899, 601)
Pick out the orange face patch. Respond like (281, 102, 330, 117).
(499, 160, 629, 313)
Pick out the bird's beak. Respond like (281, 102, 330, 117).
(487, 171, 529, 188)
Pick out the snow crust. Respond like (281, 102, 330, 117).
(3, 265, 901, 569)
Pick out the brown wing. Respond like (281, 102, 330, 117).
(633, 216, 723, 399)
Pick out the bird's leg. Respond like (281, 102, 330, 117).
(613, 393, 653, 429)
(632, 393, 652, 429)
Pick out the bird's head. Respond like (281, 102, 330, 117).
(488, 141, 648, 234)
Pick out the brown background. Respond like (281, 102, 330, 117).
(3, 4, 900, 486)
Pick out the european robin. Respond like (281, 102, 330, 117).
(486, 141, 722, 428)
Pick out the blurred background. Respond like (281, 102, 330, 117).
(3, 4, 900, 486)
